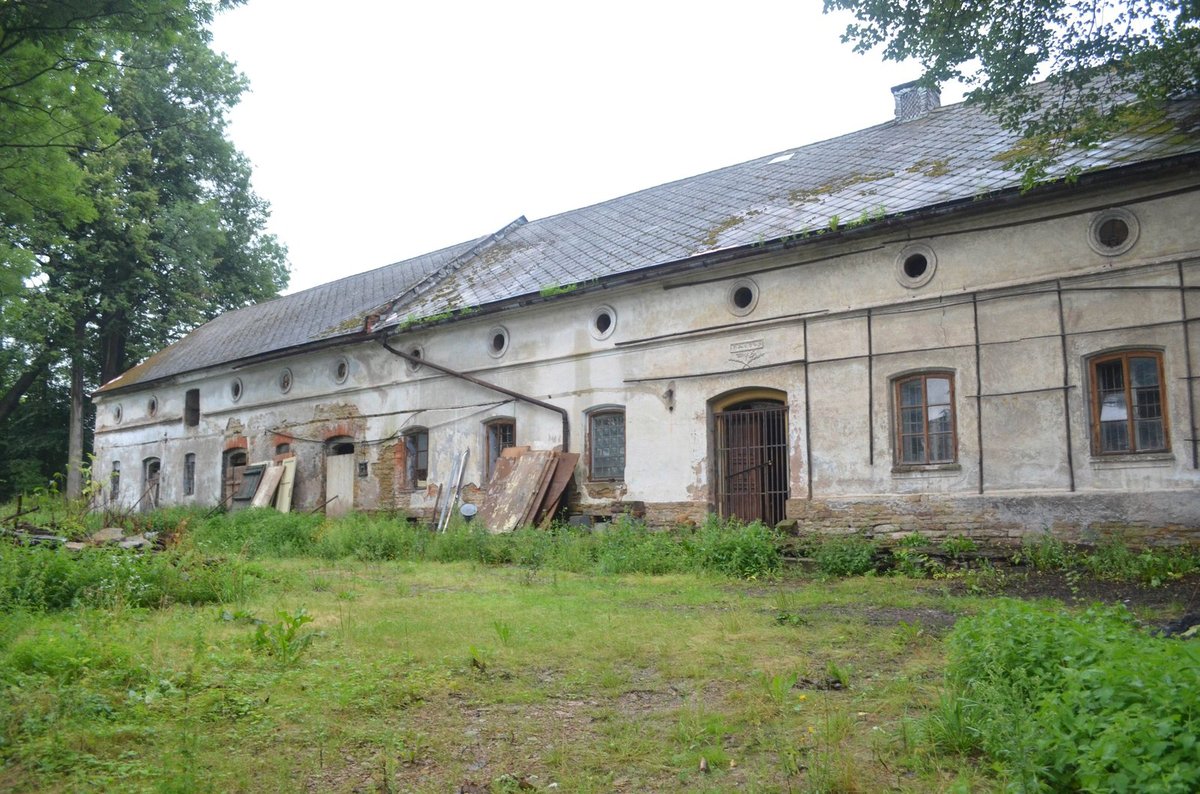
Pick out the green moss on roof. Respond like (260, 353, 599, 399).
(700, 214, 747, 249)
(788, 171, 895, 204)
(907, 158, 953, 177)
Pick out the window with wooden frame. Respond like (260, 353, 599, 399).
(404, 428, 429, 488)
(484, 419, 516, 481)
(894, 373, 956, 465)
(1090, 350, 1169, 455)
(588, 409, 625, 481)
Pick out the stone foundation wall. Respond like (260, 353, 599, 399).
(642, 501, 710, 528)
(786, 490, 1200, 546)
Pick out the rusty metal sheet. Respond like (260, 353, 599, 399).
(536, 453, 579, 528)
(477, 450, 556, 533)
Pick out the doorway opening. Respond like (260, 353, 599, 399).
(325, 436, 356, 517)
(222, 449, 249, 510)
(711, 390, 788, 527)
(141, 457, 161, 511)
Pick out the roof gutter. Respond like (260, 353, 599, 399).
(376, 333, 569, 454)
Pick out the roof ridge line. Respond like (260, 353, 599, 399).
(378, 216, 529, 326)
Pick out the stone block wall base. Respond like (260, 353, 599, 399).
(642, 502, 710, 527)
(785, 490, 1200, 546)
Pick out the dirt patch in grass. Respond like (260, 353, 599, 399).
(979, 575, 1200, 623)
(967, 569, 1200, 615)
(817, 605, 960, 633)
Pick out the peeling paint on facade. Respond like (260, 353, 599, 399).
(91, 91, 1200, 543)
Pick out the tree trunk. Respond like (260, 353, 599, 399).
(66, 318, 86, 500)
(100, 311, 128, 385)
(0, 350, 54, 425)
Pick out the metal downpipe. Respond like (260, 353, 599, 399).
(377, 335, 570, 453)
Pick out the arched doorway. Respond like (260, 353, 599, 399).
(711, 389, 788, 526)
(325, 436, 356, 517)
(222, 448, 249, 510)
(141, 457, 161, 511)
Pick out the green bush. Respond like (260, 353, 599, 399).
(1081, 539, 1199, 587)
(313, 514, 426, 561)
(0, 544, 257, 611)
(427, 523, 495, 564)
(688, 516, 781, 579)
(594, 519, 689, 575)
(190, 508, 323, 557)
(1, 626, 140, 685)
(936, 599, 1200, 792)
(813, 535, 877, 577)
(1014, 532, 1077, 571)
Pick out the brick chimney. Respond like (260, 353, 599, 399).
(891, 80, 941, 122)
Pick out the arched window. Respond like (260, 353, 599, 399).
(403, 428, 429, 488)
(1090, 350, 1168, 454)
(587, 408, 625, 481)
(894, 372, 956, 465)
(483, 419, 515, 481)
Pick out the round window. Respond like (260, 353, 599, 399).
(487, 326, 510, 358)
(147, 396, 158, 417)
(113, 404, 123, 424)
(279, 368, 293, 394)
(230, 378, 243, 402)
(894, 243, 937, 288)
(727, 278, 759, 316)
(1088, 208, 1139, 256)
(406, 346, 424, 373)
(333, 357, 350, 384)
(591, 305, 617, 340)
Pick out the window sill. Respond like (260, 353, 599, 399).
(1089, 453, 1174, 469)
(891, 463, 961, 478)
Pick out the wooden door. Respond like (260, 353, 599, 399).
(326, 454, 355, 517)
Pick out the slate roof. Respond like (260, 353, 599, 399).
(97, 235, 485, 392)
(98, 87, 1200, 394)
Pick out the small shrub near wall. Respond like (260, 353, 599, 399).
(812, 535, 877, 577)
(687, 516, 781, 579)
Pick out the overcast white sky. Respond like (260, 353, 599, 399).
(209, 1, 964, 294)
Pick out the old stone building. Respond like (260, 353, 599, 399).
(93, 83, 1200, 543)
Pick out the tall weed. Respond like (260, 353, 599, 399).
(688, 515, 781, 578)
(0, 544, 257, 611)
(934, 599, 1200, 792)
(314, 514, 425, 561)
(813, 535, 877, 577)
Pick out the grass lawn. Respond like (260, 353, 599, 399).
(1, 558, 996, 792)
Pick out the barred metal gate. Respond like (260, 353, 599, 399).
(713, 401, 788, 526)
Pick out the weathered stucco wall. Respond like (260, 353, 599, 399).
(92, 175, 1200, 541)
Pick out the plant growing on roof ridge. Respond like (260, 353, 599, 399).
(824, 0, 1200, 181)
(538, 282, 578, 298)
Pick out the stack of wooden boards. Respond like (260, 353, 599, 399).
(236, 459, 296, 512)
(475, 447, 578, 532)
